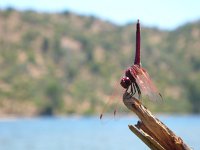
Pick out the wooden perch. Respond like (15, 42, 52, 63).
(123, 92, 191, 150)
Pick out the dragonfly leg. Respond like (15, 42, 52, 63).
(131, 83, 136, 96)
(130, 84, 133, 94)
(135, 82, 141, 99)
(126, 84, 136, 97)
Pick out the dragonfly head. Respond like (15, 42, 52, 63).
(120, 76, 131, 89)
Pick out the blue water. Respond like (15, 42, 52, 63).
(0, 115, 199, 150)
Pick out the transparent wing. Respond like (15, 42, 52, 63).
(131, 65, 162, 102)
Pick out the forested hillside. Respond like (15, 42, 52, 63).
(0, 9, 200, 116)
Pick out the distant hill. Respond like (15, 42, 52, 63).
(0, 9, 200, 117)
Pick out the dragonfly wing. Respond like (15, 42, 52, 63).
(130, 65, 149, 95)
(131, 65, 162, 102)
(139, 68, 163, 102)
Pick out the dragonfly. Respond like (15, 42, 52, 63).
(120, 20, 162, 102)
(100, 20, 162, 120)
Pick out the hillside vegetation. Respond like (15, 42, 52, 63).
(0, 9, 200, 116)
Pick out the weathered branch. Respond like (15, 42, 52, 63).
(123, 92, 191, 150)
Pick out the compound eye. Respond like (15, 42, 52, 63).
(120, 77, 131, 89)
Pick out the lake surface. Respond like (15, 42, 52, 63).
(0, 115, 199, 150)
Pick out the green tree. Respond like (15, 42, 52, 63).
(186, 78, 200, 113)
(41, 37, 49, 53)
(44, 80, 63, 113)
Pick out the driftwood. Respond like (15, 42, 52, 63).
(123, 92, 191, 150)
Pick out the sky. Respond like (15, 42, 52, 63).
(0, 0, 200, 30)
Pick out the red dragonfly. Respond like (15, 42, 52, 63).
(100, 20, 162, 120)
(120, 20, 162, 102)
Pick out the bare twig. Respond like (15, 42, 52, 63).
(123, 92, 191, 150)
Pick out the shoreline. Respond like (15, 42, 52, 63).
(0, 113, 199, 120)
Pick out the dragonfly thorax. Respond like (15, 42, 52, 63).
(125, 68, 136, 82)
